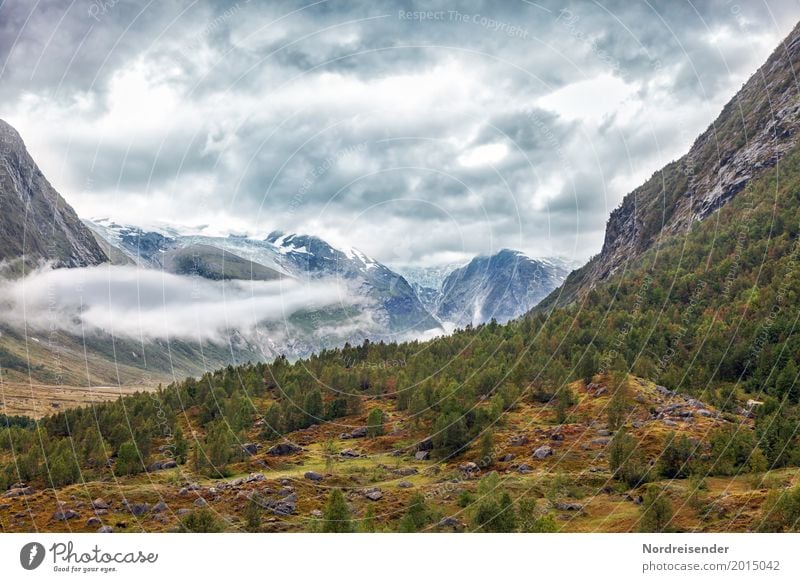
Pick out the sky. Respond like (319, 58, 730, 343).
(1, 0, 798, 269)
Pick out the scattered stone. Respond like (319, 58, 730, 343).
(193, 498, 208, 507)
(310, 509, 323, 518)
(241, 443, 262, 456)
(393, 467, 418, 476)
(510, 435, 529, 446)
(53, 509, 79, 521)
(267, 442, 302, 456)
(414, 451, 430, 461)
(554, 502, 584, 511)
(550, 431, 565, 441)
(97, 526, 113, 533)
(245, 473, 266, 483)
(591, 437, 611, 446)
(86, 517, 101, 526)
(340, 448, 360, 458)
(176, 508, 191, 516)
(304, 471, 324, 482)
(4, 486, 33, 498)
(517, 464, 532, 474)
(694, 409, 713, 418)
(438, 516, 463, 529)
(417, 437, 434, 451)
(663, 419, 679, 427)
(499, 453, 515, 462)
(364, 488, 383, 501)
(532, 445, 553, 459)
(350, 427, 368, 438)
(152, 501, 168, 513)
(595, 387, 608, 397)
(597, 429, 611, 437)
(459, 462, 480, 474)
(147, 459, 178, 471)
(398, 481, 414, 488)
(125, 502, 150, 517)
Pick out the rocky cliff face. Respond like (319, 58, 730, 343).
(0, 120, 107, 270)
(543, 21, 800, 307)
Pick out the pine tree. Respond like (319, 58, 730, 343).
(322, 489, 353, 533)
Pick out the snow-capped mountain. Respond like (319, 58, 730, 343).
(85, 220, 440, 338)
(434, 249, 571, 327)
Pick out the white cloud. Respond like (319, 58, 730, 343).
(0, 265, 365, 343)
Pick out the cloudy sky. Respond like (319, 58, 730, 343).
(1, 0, 798, 268)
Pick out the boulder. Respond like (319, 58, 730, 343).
(97, 526, 113, 533)
(304, 471, 324, 482)
(242, 443, 261, 456)
(193, 498, 208, 507)
(125, 502, 150, 517)
(350, 427, 368, 438)
(517, 464, 532, 474)
(152, 501, 168, 513)
(245, 473, 266, 483)
(267, 442, 302, 456)
(499, 454, 515, 462)
(4, 486, 33, 498)
(414, 451, 430, 461)
(53, 509, 79, 521)
(532, 445, 553, 459)
(597, 429, 611, 437)
(397, 481, 414, 488)
(550, 431, 565, 441)
(340, 449, 360, 458)
(86, 517, 101, 526)
(364, 488, 383, 501)
(510, 435, 529, 446)
(554, 502, 584, 511)
(438, 516, 463, 529)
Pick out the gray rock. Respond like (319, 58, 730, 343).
(364, 488, 383, 501)
(152, 501, 168, 513)
(193, 498, 208, 507)
(176, 508, 191, 516)
(97, 525, 113, 533)
(532, 445, 553, 459)
(414, 451, 430, 461)
(86, 517, 101, 526)
(304, 471, 324, 482)
(267, 442, 302, 456)
(92, 497, 111, 509)
(597, 429, 611, 437)
(510, 435, 529, 446)
(499, 453, 515, 462)
(438, 516, 463, 529)
(245, 472, 266, 483)
(4, 486, 33, 498)
(242, 443, 261, 456)
(340, 448, 360, 458)
(397, 481, 414, 488)
(53, 509, 79, 521)
(591, 437, 611, 446)
(310, 509, 323, 518)
(517, 464, 532, 474)
(393, 467, 418, 476)
(350, 427, 368, 438)
(125, 502, 150, 517)
(459, 462, 480, 473)
(554, 502, 584, 511)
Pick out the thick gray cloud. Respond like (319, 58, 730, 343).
(1, 0, 798, 267)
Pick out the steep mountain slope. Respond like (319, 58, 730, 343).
(163, 244, 284, 281)
(541, 21, 800, 309)
(266, 231, 440, 334)
(0, 120, 107, 271)
(435, 249, 569, 326)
